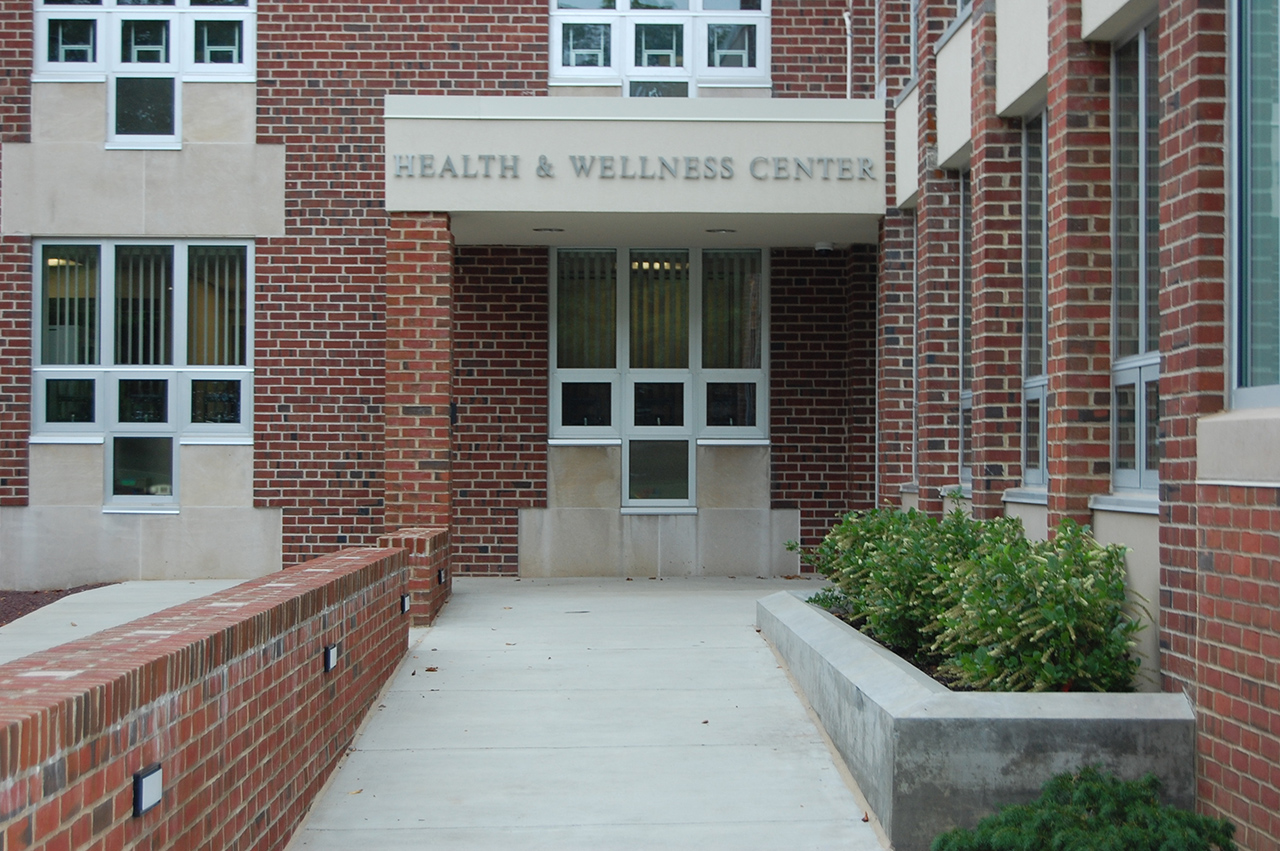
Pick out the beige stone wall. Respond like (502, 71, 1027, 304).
(1, 444, 282, 589)
(3, 82, 285, 238)
(1091, 508, 1161, 692)
(521, 444, 799, 577)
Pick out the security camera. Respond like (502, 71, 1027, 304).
(815, 241, 835, 256)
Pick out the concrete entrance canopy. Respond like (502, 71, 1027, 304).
(384, 96, 886, 248)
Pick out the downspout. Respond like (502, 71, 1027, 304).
(843, 8, 854, 99)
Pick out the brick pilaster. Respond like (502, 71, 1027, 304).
(912, 1, 966, 517)
(878, 213, 918, 505)
(1044, 0, 1113, 526)
(967, 0, 1025, 517)
(384, 213, 454, 530)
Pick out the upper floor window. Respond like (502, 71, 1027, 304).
(1237, 0, 1280, 405)
(1112, 24, 1160, 491)
(34, 0, 255, 149)
(550, 0, 770, 97)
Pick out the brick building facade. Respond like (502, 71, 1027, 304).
(1, 0, 1278, 847)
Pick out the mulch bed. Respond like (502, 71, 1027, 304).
(0, 584, 113, 628)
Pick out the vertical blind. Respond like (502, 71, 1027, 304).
(41, 245, 99, 365)
(115, 245, 174, 365)
(188, 245, 247, 366)
(702, 250, 761, 369)
(630, 251, 689, 369)
(557, 250, 617, 369)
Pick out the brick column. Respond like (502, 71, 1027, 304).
(878, 213, 918, 505)
(968, 0, 1025, 518)
(912, 0, 966, 517)
(875, 0, 919, 507)
(1044, 0, 1112, 527)
(1158, 1, 1228, 695)
(385, 213, 454, 530)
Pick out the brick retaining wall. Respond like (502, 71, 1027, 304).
(0, 547, 411, 851)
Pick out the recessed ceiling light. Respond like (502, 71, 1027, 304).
(705, 228, 736, 234)
(533, 227, 565, 233)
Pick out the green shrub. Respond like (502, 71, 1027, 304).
(793, 507, 956, 660)
(792, 508, 1145, 692)
(931, 767, 1235, 851)
(933, 519, 1142, 692)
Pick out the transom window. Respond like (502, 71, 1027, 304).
(551, 248, 768, 507)
(549, 1, 770, 97)
(34, 0, 255, 149)
(33, 239, 253, 507)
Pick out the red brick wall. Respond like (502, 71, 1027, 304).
(450, 247, 549, 576)
(877, 214, 917, 505)
(1158, 0, 1229, 702)
(383, 213, 454, 533)
(379, 526, 452, 625)
(0, 3, 31, 506)
(0, 547, 409, 851)
(1157, 2, 1278, 848)
(874, 1, 917, 507)
(1044, 0, 1113, 527)
(906, 1, 969, 517)
(846, 245, 880, 513)
(772, 0, 878, 97)
(967, 0, 1025, 517)
(1192, 486, 1280, 850)
(771, 248, 873, 550)
(252, 3, 548, 564)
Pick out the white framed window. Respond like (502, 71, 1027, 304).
(33, 239, 254, 508)
(549, 0, 769, 96)
(34, 0, 255, 149)
(550, 247, 768, 507)
(1022, 111, 1048, 488)
(1236, 0, 1280, 406)
(1112, 24, 1160, 491)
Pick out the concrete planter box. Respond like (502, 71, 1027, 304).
(757, 591, 1196, 851)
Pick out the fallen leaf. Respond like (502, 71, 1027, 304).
(349, 789, 363, 795)
(862, 813, 870, 823)
(702, 720, 709, 724)
(70, 622, 78, 627)
(503, 606, 512, 610)
(505, 642, 516, 646)
(425, 666, 438, 672)
(411, 670, 416, 676)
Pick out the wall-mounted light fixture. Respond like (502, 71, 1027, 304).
(133, 764, 163, 817)
(323, 643, 340, 672)
(437, 569, 446, 586)
(400, 594, 411, 614)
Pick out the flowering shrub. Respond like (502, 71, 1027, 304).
(790, 508, 1144, 692)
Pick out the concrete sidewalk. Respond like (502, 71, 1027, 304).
(288, 577, 886, 851)
(0, 580, 241, 666)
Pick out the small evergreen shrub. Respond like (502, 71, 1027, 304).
(791, 508, 1145, 692)
(930, 767, 1235, 851)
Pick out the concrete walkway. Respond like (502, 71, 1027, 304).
(0, 580, 241, 666)
(288, 577, 886, 851)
